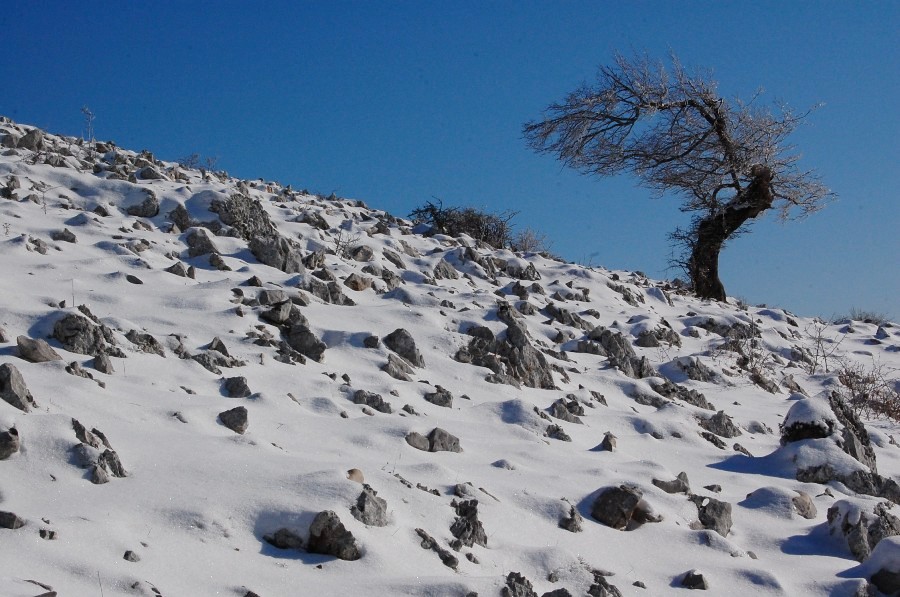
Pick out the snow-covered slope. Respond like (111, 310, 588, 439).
(0, 118, 898, 597)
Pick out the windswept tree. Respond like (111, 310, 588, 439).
(524, 53, 833, 301)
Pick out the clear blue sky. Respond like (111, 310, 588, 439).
(4, 1, 897, 320)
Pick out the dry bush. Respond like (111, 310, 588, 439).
(836, 360, 900, 422)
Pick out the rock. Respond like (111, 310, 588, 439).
(382, 353, 413, 381)
(52, 311, 122, 357)
(415, 528, 458, 570)
(0, 428, 20, 460)
(698, 411, 742, 438)
(284, 324, 326, 362)
(450, 499, 487, 548)
(429, 428, 462, 452)
(363, 335, 380, 349)
(91, 464, 110, 484)
(343, 273, 373, 292)
(165, 262, 190, 277)
(591, 485, 644, 530)
(0, 363, 37, 412)
(559, 503, 583, 532)
(123, 550, 141, 562)
(433, 259, 459, 280)
(260, 301, 293, 325)
(352, 390, 392, 414)
(0, 510, 25, 529)
(424, 385, 453, 408)
(349, 245, 374, 262)
(690, 495, 733, 537)
(780, 396, 837, 444)
(828, 500, 900, 562)
(264, 527, 304, 550)
(185, 228, 219, 258)
(597, 432, 617, 452)
(50, 228, 77, 243)
(16, 335, 62, 362)
(224, 376, 252, 398)
(675, 356, 715, 382)
(650, 379, 714, 410)
(792, 491, 817, 520)
(209, 252, 231, 271)
(126, 193, 160, 217)
(652, 472, 691, 494)
(307, 511, 361, 561)
(125, 330, 166, 357)
(351, 484, 389, 527)
(828, 391, 879, 472)
(92, 353, 114, 374)
(219, 406, 249, 434)
(18, 128, 44, 150)
(347, 468, 365, 484)
(502, 572, 538, 597)
(249, 235, 304, 274)
(549, 397, 583, 424)
(383, 329, 425, 368)
(405, 432, 431, 451)
(588, 571, 624, 597)
(681, 570, 708, 590)
(545, 424, 571, 442)
(868, 536, 900, 594)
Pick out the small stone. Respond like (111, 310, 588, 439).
(598, 431, 617, 452)
(125, 274, 144, 285)
(307, 511, 361, 561)
(39, 529, 58, 540)
(223, 376, 252, 398)
(264, 528, 304, 550)
(0, 428, 20, 460)
(219, 406, 249, 434)
(0, 510, 25, 529)
(123, 550, 141, 562)
(681, 570, 708, 590)
(93, 353, 115, 374)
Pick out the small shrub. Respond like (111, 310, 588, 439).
(409, 200, 517, 249)
(836, 360, 900, 422)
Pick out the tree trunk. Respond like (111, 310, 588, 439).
(689, 166, 775, 301)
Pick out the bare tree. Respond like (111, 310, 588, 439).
(524, 53, 833, 300)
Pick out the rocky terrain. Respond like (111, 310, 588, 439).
(0, 118, 898, 596)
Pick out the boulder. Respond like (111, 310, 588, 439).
(307, 511, 361, 561)
(350, 484, 389, 527)
(828, 500, 900, 562)
(428, 428, 462, 452)
(17, 128, 43, 151)
(383, 329, 424, 368)
(284, 324, 326, 362)
(126, 192, 160, 217)
(219, 406, 249, 434)
(52, 311, 122, 357)
(449, 499, 487, 548)
(0, 510, 26, 529)
(16, 336, 62, 363)
(591, 485, 644, 530)
(699, 411, 742, 438)
(690, 495, 733, 537)
(423, 386, 453, 408)
(352, 390, 392, 414)
(186, 228, 219, 258)
(223, 376, 252, 398)
(0, 428, 20, 460)
(0, 363, 37, 412)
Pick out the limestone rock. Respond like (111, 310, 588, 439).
(383, 329, 425, 368)
(0, 363, 37, 412)
(690, 495, 733, 537)
(219, 406, 249, 434)
(307, 510, 361, 561)
(16, 335, 62, 363)
(350, 484, 389, 527)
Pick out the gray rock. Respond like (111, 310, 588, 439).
(123, 550, 141, 562)
(349, 245, 374, 262)
(502, 572, 538, 597)
(52, 312, 122, 357)
(690, 495, 733, 537)
(50, 228, 77, 243)
(352, 390, 392, 414)
(92, 353, 114, 374)
(424, 385, 453, 408)
(219, 406, 249, 434)
(415, 527, 458, 570)
(257, 289, 289, 306)
(138, 165, 166, 180)
(125, 330, 166, 357)
(126, 192, 160, 217)
(545, 424, 571, 442)
(591, 485, 644, 530)
(350, 484, 389, 527)
(1, 132, 20, 148)
(828, 501, 900, 562)
(383, 329, 425, 368)
(0, 428, 20, 460)
(681, 570, 708, 590)
(186, 228, 219, 258)
(250, 235, 304, 274)
(433, 259, 459, 280)
(165, 262, 190, 277)
(450, 499, 487, 548)
(0, 363, 37, 412)
(549, 397, 583, 424)
(405, 431, 431, 451)
(344, 273, 373, 292)
(284, 324, 326, 362)
(0, 510, 26, 529)
(264, 527, 304, 549)
(260, 301, 293, 325)
(209, 252, 231, 271)
(428, 428, 462, 452)
(597, 432, 617, 452)
(307, 510, 361, 561)
(792, 491, 817, 520)
(98, 449, 126, 477)
(652, 472, 691, 494)
(224, 376, 252, 398)
(559, 503, 583, 532)
(17, 128, 44, 151)
(91, 463, 110, 484)
(16, 335, 62, 363)
(382, 353, 413, 381)
(126, 274, 144, 285)
(699, 411, 742, 438)
(675, 356, 715, 382)
(871, 568, 900, 596)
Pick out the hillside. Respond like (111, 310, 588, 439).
(0, 118, 898, 597)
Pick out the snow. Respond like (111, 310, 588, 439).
(0, 119, 899, 596)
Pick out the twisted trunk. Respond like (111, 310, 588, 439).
(690, 167, 775, 301)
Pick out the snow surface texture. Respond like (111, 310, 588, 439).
(0, 118, 899, 596)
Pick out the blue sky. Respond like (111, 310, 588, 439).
(3, 1, 897, 320)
